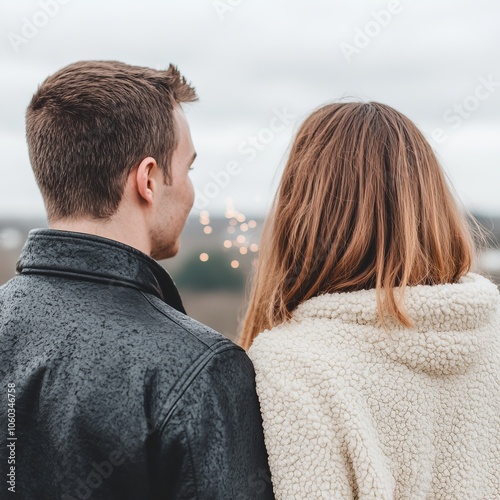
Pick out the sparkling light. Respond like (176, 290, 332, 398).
(221, 201, 259, 260)
(225, 198, 236, 219)
(199, 210, 210, 226)
(203, 226, 213, 235)
(199, 253, 209, 262)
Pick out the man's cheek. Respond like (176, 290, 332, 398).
(188, 181, 195, 208)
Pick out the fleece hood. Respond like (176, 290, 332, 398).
(292, 273, 500, 375)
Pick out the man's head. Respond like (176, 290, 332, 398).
(26, 60, 198, 259)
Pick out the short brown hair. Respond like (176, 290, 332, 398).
(26, 60, 197, 220)
(240, 102, 475, 349)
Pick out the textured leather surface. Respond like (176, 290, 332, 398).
(0, 229, 274, 499)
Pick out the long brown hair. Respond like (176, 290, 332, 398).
(240, 102, 475, 350)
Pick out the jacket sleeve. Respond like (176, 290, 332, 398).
(153, 346, 275, 500)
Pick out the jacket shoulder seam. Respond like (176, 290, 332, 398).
(157, 345, 241, 435)
(140, 292, 243, 433)
(140, 291, 240, 351)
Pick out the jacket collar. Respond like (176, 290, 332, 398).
(16, 229, 186, 314)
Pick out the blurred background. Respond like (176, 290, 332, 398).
(1, 0, 499, 341)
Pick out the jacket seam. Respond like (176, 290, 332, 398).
(20, 268, 153, 295)
(141, 292, 242, 352)
(141, 292, 243, 433)
(157, 346, 238, 435)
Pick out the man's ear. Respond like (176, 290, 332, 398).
(135, 157, 158, 205)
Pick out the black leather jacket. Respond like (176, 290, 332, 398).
(0, 229, 274, 499)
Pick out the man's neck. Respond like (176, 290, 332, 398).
(49, 217, 151, 256)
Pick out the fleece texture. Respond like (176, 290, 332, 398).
(249, 273, 500, 499)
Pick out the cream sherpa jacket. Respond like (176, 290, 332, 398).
(249, 273, 500, 499)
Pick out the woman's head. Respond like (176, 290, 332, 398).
(240, 101, 475, 349)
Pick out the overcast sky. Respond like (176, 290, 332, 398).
(1, 0, 499, 219)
